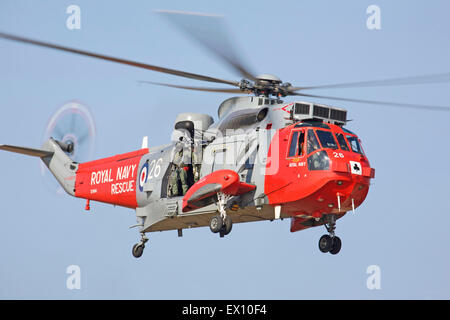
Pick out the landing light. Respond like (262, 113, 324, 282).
(337, 181, 343, 185)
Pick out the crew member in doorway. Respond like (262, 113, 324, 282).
(168, 130, 191, 197)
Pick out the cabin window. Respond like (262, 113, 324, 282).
(316, 130, 338, 150)
(346, 135, 363, 154)
(335, 133, 349, 151)
(307, 129, 320, 154)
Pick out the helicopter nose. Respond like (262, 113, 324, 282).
(306, 174, 371, 219)
(326, 159, 375, 213)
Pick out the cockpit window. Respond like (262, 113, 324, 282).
(294, 122, 330, 129)
(307, 130, 320, 154)
(316, 130, 338, 150)
(288, 131, 305, 157)
(335, 133, 349, 151)
(298, 131, 305, 156)
(308, 150, 330, 171)
(288, 131, 299, 157)
(342, 127, 356, 135)
(346, 135, 363, 154)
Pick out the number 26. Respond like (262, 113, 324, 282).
(148, 158, 162, 179)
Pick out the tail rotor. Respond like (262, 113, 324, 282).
(40, 101, 96, 194)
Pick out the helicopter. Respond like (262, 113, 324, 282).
(1, 11, 449, 258)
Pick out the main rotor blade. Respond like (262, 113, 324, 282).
(139, 80, 248, 94)
(0, 32, 240, 86)
(290, 92, 450, 112)
(289, 72, 450, 91)
(156, 10, 257, 81)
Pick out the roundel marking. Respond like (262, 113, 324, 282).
(139, 162, 149, 192)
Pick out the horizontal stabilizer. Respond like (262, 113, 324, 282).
(0, 144, 53, 158)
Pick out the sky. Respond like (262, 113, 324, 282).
(0, 0, 449, 299)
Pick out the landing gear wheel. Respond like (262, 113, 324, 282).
(219, 217, 232, 238)
(318, 235, 333, 253)
(330, 236, 342, 255)
(132, 233, 148, 258)
(319, 214, 342, 254)
(209, 215, 223, 233)
(214, 192, 231, 237)
(132, 243, 145, 258)
(223, 216, 233, 235)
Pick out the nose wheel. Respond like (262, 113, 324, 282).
(318, 235, 342, 254)
(318, 215, 342, 255)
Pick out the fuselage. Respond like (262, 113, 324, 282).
(52, 97, 375, 231)
(69, 98, 375, 234)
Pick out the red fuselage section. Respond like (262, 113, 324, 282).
(74, 149, 148, 208)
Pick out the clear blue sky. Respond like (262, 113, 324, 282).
(0, 0, 449, 299)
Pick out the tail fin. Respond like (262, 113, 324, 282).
(1, 138, 78, 196)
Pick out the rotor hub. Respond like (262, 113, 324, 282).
(239, 74, 293, 97)
(255, 73, 282, 83)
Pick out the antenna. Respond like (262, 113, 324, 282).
(141, 136, 148, 149)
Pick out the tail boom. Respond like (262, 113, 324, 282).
(1, 139, 78, 196)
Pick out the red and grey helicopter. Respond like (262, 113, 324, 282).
(1, 11, 449, 258)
